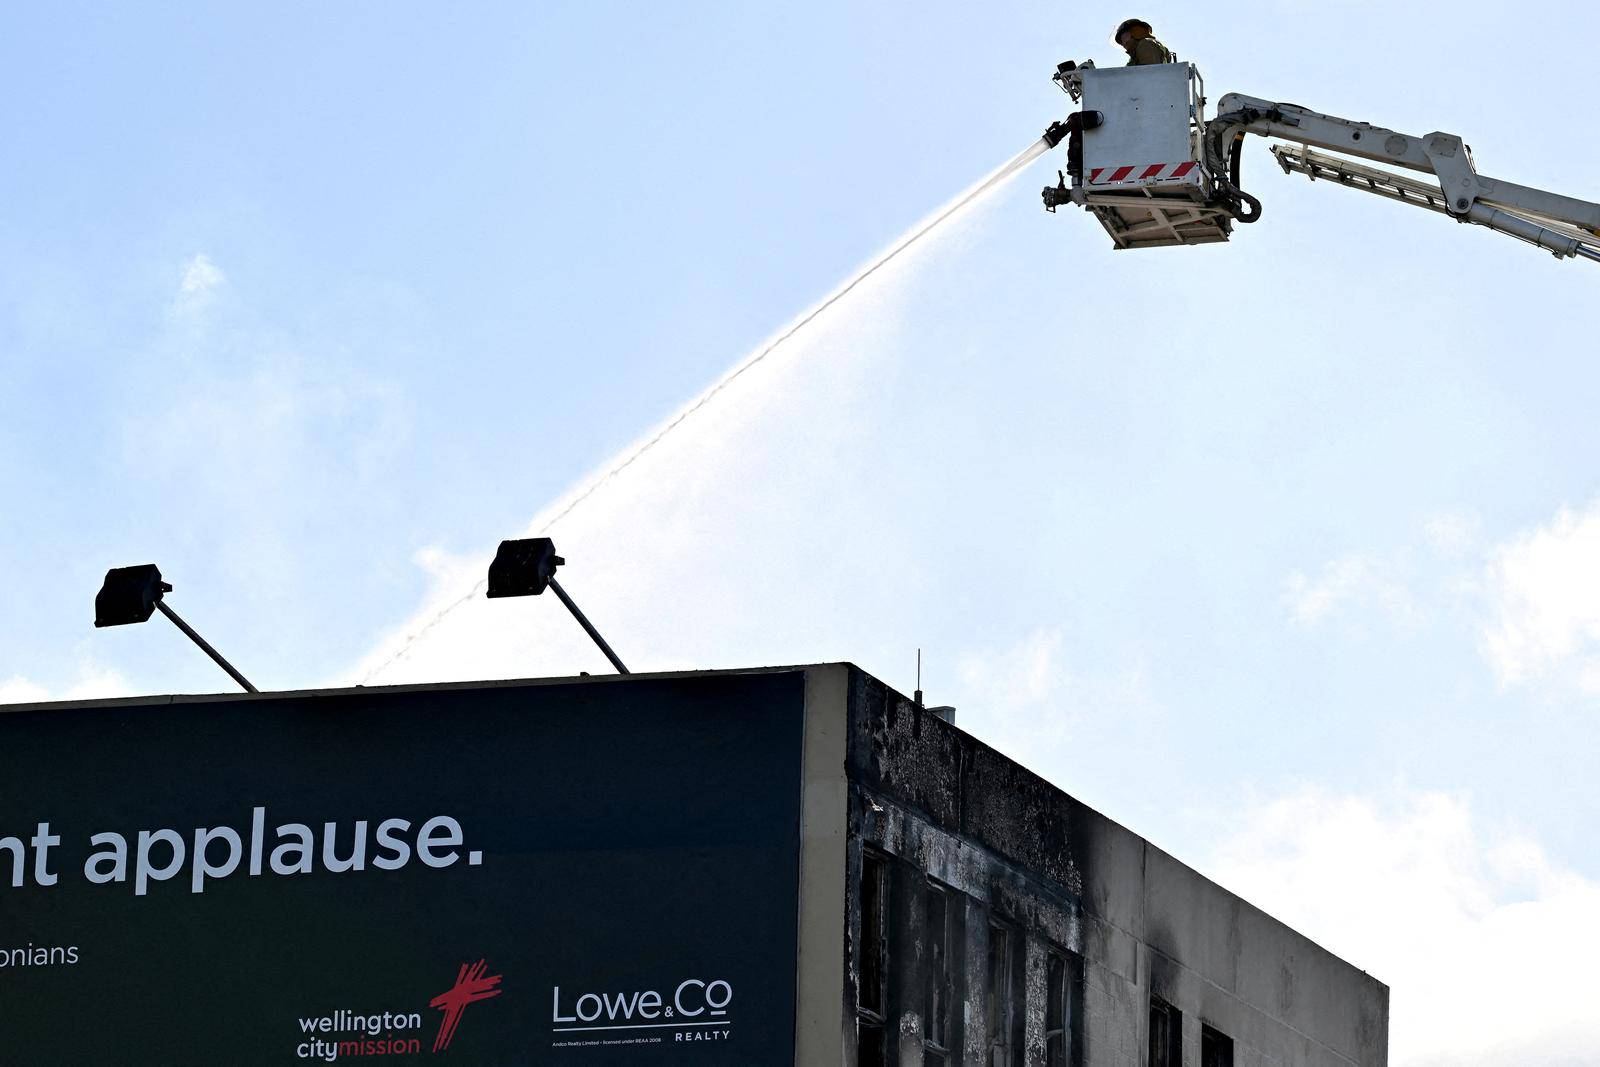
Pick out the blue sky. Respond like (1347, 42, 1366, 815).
(4, 3, 1599, 1060)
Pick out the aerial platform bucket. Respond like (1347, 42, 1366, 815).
(1076, 63, 1233, 249)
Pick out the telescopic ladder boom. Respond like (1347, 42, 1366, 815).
(1206, 94, 1600, 263)
(1040, 62, 1600, 264)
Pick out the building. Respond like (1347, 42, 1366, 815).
(828, 666, 1388, 1067)
(0, 663, 1385, 1065)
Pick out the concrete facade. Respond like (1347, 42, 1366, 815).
(814, 664, 1388, 1067)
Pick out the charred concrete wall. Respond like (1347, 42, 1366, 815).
(838, 667, 1388, 1067)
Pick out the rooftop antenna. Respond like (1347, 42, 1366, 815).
(93, 564, 258, 693)
(486, 538, 630, 674)
(914, 648, 924, 708)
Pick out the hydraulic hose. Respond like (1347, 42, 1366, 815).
(1204, 112, 1264, 224)
(1227, 131, 1262, 222)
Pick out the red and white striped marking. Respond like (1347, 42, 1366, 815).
(1087, 161, 1198, 185)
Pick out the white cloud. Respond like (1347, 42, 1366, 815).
(1481, 499, 1600, 694)
(1204, 787, 1600, 1066)
(171, 252, 225, 317)
(1285, 552, 1422, 629)
(0, 665, 134, 704)
(1282, 502, 1600, 695)
(0, 676, 50, 704)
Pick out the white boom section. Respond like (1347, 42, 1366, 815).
(1208, 94, 1600, 263)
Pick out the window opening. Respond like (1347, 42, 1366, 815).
(987, 919, 1017, 1066)
(1149, 997, 1182, 1067)
(1045, 947, 1082, 1067)
(857, 850, 888, 1067)
(1200, 1023, 1233, 1067)
(924, 884, 952, 1063)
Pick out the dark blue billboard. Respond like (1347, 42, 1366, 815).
(0, 671, 806, 1064)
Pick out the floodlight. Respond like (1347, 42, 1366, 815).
(95, 564, 170, 627)
(487, 538, 563, 598)
(93, 564, 258, 693)
(486, 538, 629, 674)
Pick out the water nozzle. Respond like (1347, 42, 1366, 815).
(1042, 172, 1070, 213)
(1053, 58, 1091, 100)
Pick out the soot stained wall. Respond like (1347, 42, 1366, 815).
(840, 667, 1388, 1067)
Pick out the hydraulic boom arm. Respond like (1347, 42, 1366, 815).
(1206, 94, 1600, 263)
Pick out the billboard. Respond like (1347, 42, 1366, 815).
(0, 671, 806, 1064)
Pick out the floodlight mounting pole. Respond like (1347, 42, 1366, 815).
(154, 600, 259, 693)
(545, 577, 630, 675)
(484, 538, 630, 676)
